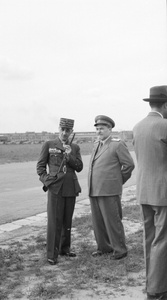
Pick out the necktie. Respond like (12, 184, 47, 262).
(96, 141, 103, 154)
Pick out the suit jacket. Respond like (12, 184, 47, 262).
(36, 138, 83, 196)
(133, 112, 167, 206)
(88, 136, 134, 197)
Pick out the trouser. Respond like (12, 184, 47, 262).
(141, 204, 167, 294)
(47, 190, 76, 260)
(89, 195, 127, 257)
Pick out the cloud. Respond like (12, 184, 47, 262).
(0, 57, 34, 80)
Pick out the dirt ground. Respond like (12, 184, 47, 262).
(0, 224, 145, 300)
(0, 186, 146, 300)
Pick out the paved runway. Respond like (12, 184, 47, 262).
(0, 153, 136, 225)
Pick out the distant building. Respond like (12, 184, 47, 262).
(0, 135, 8, 143)
(0, 131, 133, 144)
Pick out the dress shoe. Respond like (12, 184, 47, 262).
(60, 252, 76, 257)
(47, 258, 57, 265)
(92, 250, 114, 257)
(146, 293, 158, 299)
(112, 252, 128, 260)
(146, 291, 167, 300)
(92, 250, 103, 257)
(156, 292, 167, 300)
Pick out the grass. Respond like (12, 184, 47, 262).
(0, 138, 137, 299)
(0, 142, 94, 164)
(0, 141, 133, 164)
(122, 203, 142, 222)
(0, 202, 144, 300)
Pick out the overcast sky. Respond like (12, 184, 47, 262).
(0, 0, 166, 133)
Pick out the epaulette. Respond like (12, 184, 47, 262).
(112, 138, 120, 142)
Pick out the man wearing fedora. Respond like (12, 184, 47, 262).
(133, 86, 167, 300)
(37, 118, 83, 265)
(88, 115, 134, 259)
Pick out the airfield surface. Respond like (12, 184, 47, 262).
(0, 153, 136, 225)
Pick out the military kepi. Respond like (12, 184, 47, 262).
(59, 118, 74, 129)
(143, 85, 167, 102)
(94, 115, 115, 128)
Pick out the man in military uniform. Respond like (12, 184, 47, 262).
(37, 118, 83, 265)
(88, 115, 134, 259)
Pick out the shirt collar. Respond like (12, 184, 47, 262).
(151, 111, 163, 118)
(58, 137, 69, 145)
(100, 135, 111, 145)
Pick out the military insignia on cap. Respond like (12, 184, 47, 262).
(59, 118, 74, 129)
(94, 115, 115, 128)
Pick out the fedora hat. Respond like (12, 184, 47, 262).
(94, 115, 115, 128)
(143, 85, 167, 102)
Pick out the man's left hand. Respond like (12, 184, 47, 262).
(63, 145, 72, 155)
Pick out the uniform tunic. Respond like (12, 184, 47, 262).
(37, 137, 83, 260)
(88, 136, 134, 257)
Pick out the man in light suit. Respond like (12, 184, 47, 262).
(133, 86, 167, 300)
(37, 118, 83, 265)
(88, 115, 134, 259)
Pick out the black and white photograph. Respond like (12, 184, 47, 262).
(0, 1, 167, 299)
